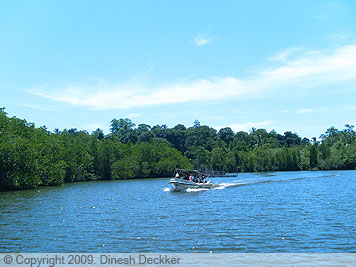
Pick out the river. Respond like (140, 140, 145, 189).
(1, 170, 355, 253)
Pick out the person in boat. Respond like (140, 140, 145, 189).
(175, 172, 180, 179)
(189, 174, 193, 181)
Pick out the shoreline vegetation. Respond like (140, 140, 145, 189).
(1, 107, 356, 191)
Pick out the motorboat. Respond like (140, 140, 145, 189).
(169, 169, 215, 191)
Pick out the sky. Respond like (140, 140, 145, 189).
(1, 0, 356, 139)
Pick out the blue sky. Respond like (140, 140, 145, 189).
(1, 0, 356, 138)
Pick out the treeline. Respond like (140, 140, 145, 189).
(1, 108, 356, 190)
(0, 108, 192, 190)
(109, 118, 356, 173)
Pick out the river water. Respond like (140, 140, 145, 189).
(1, 170, 355, 253)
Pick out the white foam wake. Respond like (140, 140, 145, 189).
(186, 188, 210, 192)
(213, 182, 244, 190)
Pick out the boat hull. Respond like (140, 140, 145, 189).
(169, 178, 214, 191)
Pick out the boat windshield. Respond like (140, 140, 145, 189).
(174, 168, 209, 178)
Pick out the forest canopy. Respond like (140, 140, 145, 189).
(1, 107, 355, 191)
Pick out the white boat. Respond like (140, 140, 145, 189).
(169, 169, 215, 191)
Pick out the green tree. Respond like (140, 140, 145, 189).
(218, 127, 234, 146)
(309, 145, 318, 169)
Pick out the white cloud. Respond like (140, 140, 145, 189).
(296, 108, 313, 114)
(18, 103, 60, 111)
(28, 43, 356, 110)
(128, 113, 140, 118)
(80, 123, 107, 133)
(284, 108, 314, 114)
(192, 33, 213, 46)
(267, 47, 303, 63)
(260, 45, 356, 84)
(215, 121, 275, 133)
(28, 77, 248, 110)
(340, 105, 356, 111)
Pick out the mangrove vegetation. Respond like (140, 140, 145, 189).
(1, 108, 356, 190)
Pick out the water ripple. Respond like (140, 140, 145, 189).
(0, 171, 356, 252)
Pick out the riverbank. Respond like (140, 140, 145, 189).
(2, 108, 356, 191)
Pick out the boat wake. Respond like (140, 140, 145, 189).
(186, 188, 210, 192)
(163, 181, 245, 192)
(163, 187, 209, 193)
(164, 172, 344, 193)
(213, 176, 274, 190)
(213, 182, 244, 190)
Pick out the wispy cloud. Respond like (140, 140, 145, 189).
(128, 113, 140, 118)
(296, 108, 313, 114)
(18, 103, 61, 111)
(316, 1, 349, 20)
(192, 33, 213, 46)
(28, 77, 247, 110)
(267, 47, 303, 63)
(284, 108, 314, 114)
(260, 45, 356, 84)
(215, 121, 275, 133)
(28, 43, 356, 110)
(80, 123, 107, 133)
(340, 105, 356, 111)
